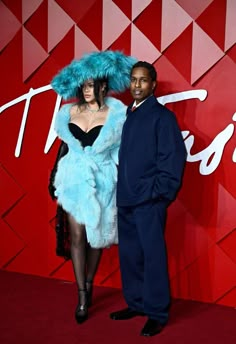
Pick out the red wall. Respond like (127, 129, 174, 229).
(0, 0, 236, 307)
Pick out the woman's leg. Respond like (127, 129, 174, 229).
(86, 246, 102, 305)
(68, 214, 88, 323)
(86, 246, 102, 282)
(68, 214, 102, 312)
(68, 214, 87, 290)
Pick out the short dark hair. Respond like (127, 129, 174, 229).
(131, 61, 157, 81)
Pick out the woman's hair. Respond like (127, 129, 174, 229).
(77, 78, 108, 108)
(131, 61, 157, 81)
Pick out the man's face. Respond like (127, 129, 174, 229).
(130, 67, 156, 104)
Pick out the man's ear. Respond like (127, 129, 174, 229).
(152, 81, 157, 90)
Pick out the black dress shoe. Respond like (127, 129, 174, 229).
(140, 318, 164, 336)
(110, 307, 144, 320)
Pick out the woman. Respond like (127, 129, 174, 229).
(49, 51, 136, 324)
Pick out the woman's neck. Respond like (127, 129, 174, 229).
(86, 100, 105, 112)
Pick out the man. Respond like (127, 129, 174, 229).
(110, 61, 186, 337)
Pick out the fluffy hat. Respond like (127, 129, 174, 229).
(51, 50, 137, 100)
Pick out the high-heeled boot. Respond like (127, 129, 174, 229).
(86, 280, 93, 307)
(75, 289, 88, 324)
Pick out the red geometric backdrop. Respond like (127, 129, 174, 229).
(0, 0, 236, 308)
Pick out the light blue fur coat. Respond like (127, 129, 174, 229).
(54, 97, 127, 248)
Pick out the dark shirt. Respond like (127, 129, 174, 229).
(117, 95, 186, 207)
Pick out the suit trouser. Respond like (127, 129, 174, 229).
(118, 199, 170, 324)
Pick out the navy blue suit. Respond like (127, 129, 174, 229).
(117, 95, 186, 324)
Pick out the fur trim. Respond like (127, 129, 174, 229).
(53, 97, 126, 248)
(54, 97, 127, 155)
(51, 50, 137, 99)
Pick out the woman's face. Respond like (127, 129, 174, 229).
(82, 79, 96, 103)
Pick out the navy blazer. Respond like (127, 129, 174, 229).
(117, 95, 186, 206)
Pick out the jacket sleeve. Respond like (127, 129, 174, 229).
(48, 141, 68, 200)
(152, 111, 187, 202)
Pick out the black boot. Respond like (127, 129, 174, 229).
(75, 289, 88, 324)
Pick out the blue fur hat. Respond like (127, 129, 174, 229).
(51, 50, 137, 100)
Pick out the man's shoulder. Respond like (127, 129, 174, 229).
(145, 95, 168, 111)
(149, 98, 171, 114)
(150, 101, 178, 127)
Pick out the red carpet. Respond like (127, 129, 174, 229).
(1, 270, 236, 344)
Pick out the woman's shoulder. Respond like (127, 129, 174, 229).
(56, 103, 79, 120)
(55, 103, 75, 129)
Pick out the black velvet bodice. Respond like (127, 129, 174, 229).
(69, 123, 103, 147)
